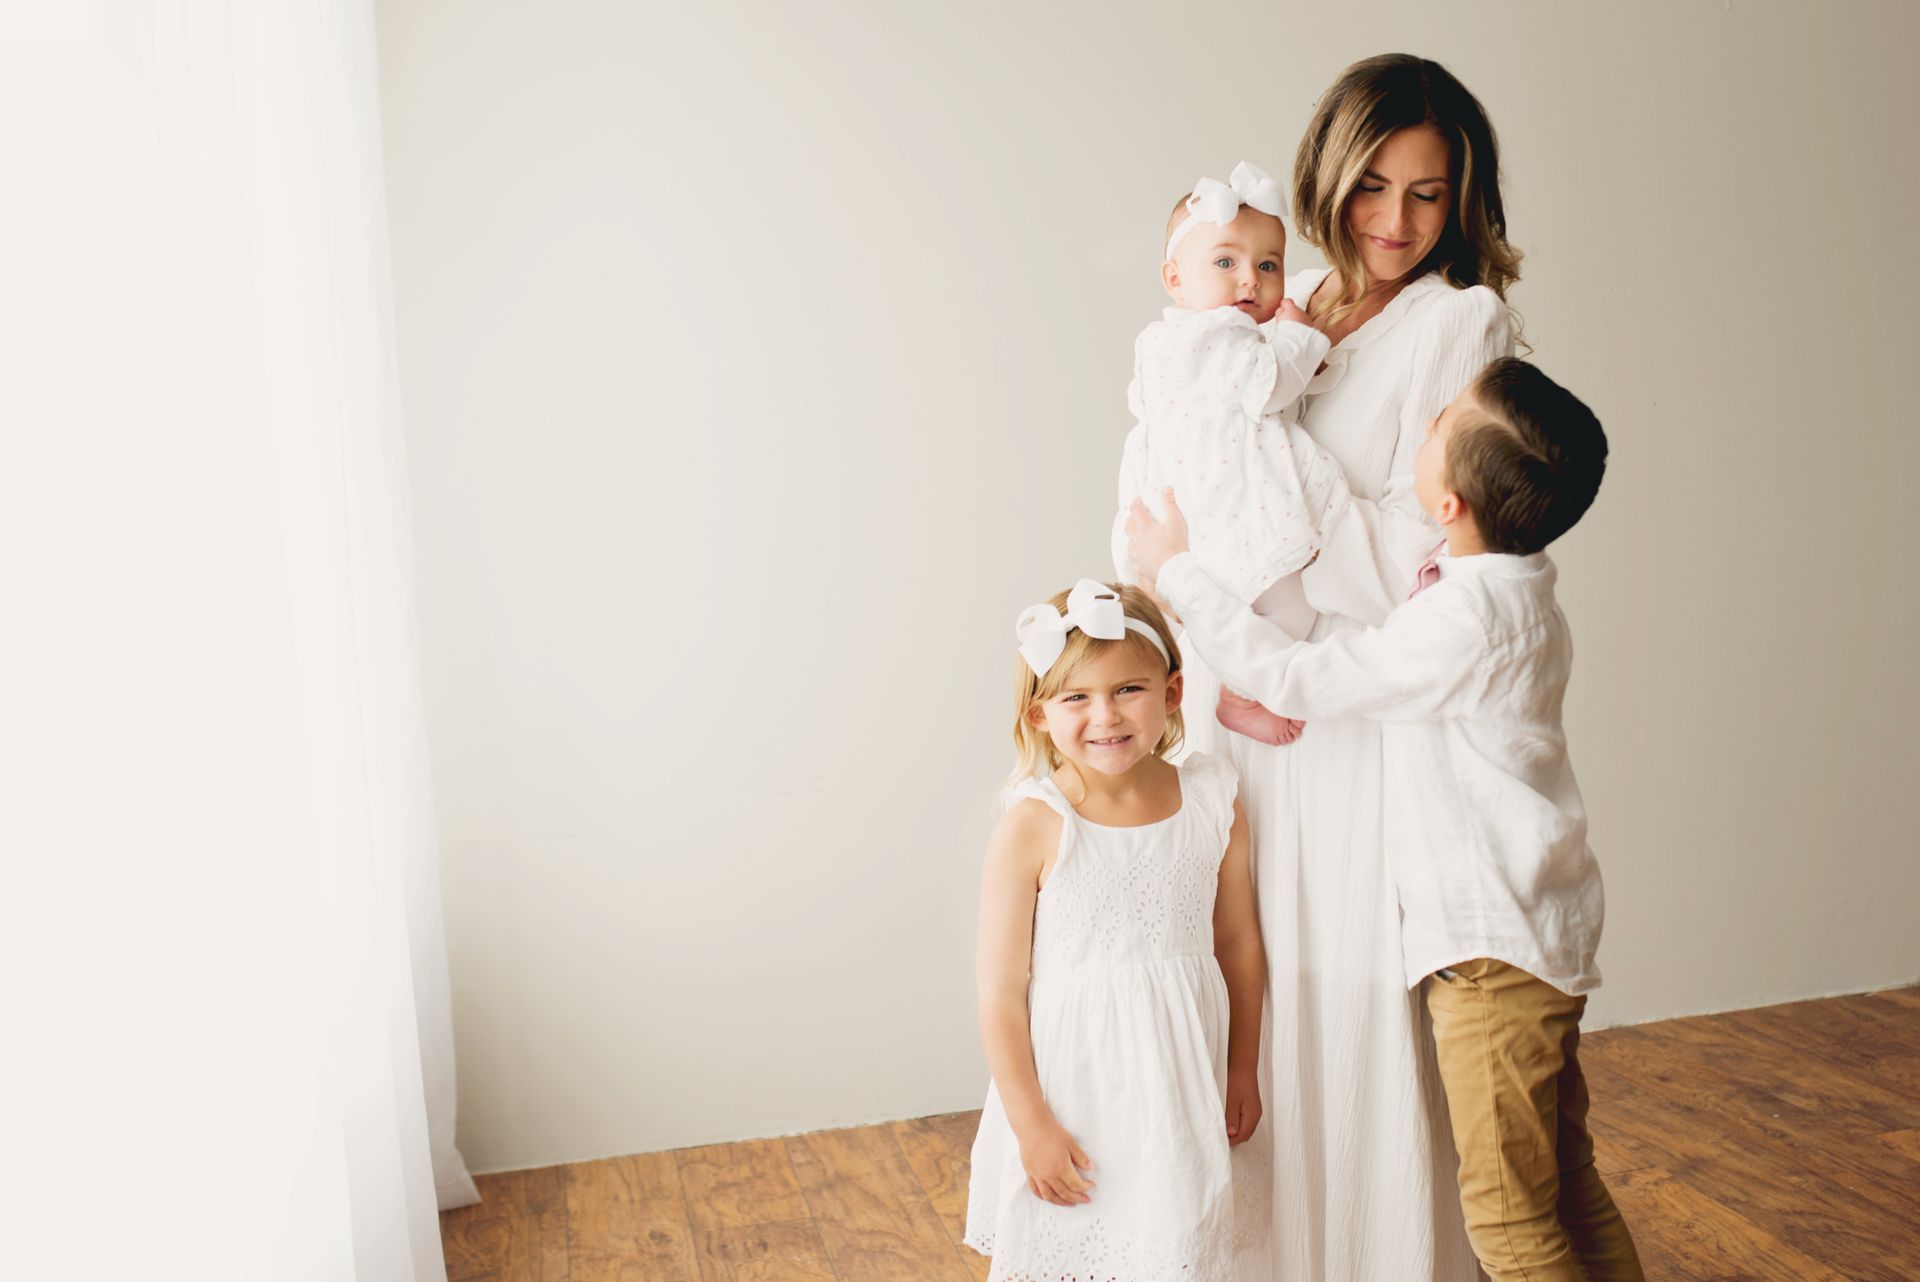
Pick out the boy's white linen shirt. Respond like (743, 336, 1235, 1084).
(1156, 549, 1606, 996)
(1120, 308, 1343, 604)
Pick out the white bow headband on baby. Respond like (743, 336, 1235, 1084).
(1016, 579, 1172, 678)
(1164, 161, 1287, 262)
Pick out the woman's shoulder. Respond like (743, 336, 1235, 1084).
(1285, 266, 1332, 308)
(1405, 276, 1510, 340)
(1176, 751, 1240, 812)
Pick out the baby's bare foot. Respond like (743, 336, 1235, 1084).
(1216, 689, 1304, 746)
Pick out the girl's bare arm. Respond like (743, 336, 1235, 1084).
(977, 800, 1095, 1205)
(1212, 800, 1266, 1144)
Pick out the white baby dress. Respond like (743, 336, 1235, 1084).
(1123, 307, 1348, 606)
(963, 752, 1267, 1282)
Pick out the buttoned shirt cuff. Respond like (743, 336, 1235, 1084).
(1156, 551, 1213, 620)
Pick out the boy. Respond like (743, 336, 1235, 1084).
(1125, 356, 1644, 1281)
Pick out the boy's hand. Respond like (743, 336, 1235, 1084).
(1275, 298, 1311, 328)
(1225, 1067, 1263, 1146)
(1125, 488, 1191, 585)
(1017, 1120, 1096, 1206)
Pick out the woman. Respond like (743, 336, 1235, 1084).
(1121, 54, 1522, 1280)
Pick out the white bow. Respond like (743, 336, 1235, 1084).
(1188, 162, 1287, 224)
(1015, 579, 1169, 678)
(1165, 161, 1286, 260)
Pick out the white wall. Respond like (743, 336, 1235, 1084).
(375, 0, 1920, 1172)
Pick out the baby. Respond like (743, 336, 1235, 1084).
(1113, 162, 1347, 745)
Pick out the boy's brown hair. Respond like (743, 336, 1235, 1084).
(1446, 357, 1608, 556)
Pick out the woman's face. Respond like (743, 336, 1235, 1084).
(1343, 125, 1453, 286)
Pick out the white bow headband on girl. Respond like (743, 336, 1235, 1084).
(1016, 579, 1172, 678)
(1164, 161, 1287, 262)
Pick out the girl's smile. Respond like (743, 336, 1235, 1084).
(1029, 645, 1181, 779)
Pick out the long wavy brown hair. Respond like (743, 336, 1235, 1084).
(1293, 54, 1522, 331)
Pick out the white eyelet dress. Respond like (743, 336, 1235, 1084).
(963, 752, 1269, 1282)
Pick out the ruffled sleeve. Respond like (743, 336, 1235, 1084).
(1176, 751, 1241, 856)
(1004, 772, 1072, 818)
(1004, 772, 1076, 872)
(1300, 284, 1513, 626)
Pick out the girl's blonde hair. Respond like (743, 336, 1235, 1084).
(1292, 53, 1522, 333)
(1010, 582, 1184, 783)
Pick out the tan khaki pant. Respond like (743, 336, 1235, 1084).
(1426, 958, 1645, 1281)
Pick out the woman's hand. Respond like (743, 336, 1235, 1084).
(1124, 488, 1191, 587)
(1225, 1066, 1263, 1146)
(1016, 1120, 1096, 1206)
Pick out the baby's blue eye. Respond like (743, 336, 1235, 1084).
(1214, 257, 1233, 269)
(1258, 261, 1278, 273)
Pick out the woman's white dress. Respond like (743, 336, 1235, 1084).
(963, 752, 1268, 1282)
(1118, 268, 1512, 1282)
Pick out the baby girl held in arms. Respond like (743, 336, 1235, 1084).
(1114, 162, 1353, 747)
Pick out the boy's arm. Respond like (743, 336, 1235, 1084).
(1212, 800, 1265, 1145)
(1157, 551, 1481, 722)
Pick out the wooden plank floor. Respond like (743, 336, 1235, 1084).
(442, 988, 1920, 1282)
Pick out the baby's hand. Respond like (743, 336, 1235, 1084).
(1275, 298, 1311, 328)
(1017, 1120, 1096, 1206)
(1225, 1067, 1263, 1146)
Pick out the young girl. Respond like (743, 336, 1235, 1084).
(963, 579, 1268, 1282)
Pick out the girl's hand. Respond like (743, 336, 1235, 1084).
(1225, 1067, 1263, 1146)
(1017, 1121, 1096, 1206)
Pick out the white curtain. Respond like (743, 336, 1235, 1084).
(2, 4, 475, 1279)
